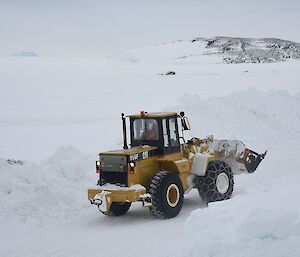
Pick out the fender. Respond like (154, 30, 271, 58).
(191, 152, 215, 176)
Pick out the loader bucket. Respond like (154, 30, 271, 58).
(211, 139, 267, 174)
(241, 149, 267, 173)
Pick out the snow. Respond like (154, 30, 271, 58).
(2, 145, 300, 257)
(175, 89, 300, 150)
(1, 35, 300, 257)
(178, 145, 300, 257)
(1, 56, 299, 161)
(10, 51, 39, 57)
(96, 183, 146, 191)
(175, 158, 189, 164)
(0, 146, 96, 228)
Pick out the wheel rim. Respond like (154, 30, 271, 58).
(166, 184, 180, 207)
(216, 172, 230, 194)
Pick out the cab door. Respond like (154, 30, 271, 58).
(162, 117, 180, 154)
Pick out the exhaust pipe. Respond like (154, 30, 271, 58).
(121, 113, 128, 149)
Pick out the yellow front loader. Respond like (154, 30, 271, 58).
(88, 111, 266, 219)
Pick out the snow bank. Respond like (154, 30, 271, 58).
(173, 88, 300, 149)
(183, 208, 300, 257)
(169, 88, 300, 257)
(0, 146, 96, 227)
(173, 143, 300, 257)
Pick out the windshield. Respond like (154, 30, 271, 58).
(133, 119, 159, 141)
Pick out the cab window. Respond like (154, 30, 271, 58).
(162, 119, 169, 147)
(169, 118, 179, 147)
(133, 119, 159, 141)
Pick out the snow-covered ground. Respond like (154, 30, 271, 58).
(1, 146, 300, 257)
(177, 145, 300, 257)
(1, 37, 300, 257)
(1, 53, 299, 160)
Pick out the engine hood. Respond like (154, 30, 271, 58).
(100, 145, 158, 156)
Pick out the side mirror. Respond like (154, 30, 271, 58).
(181, 117, 190, 131)
(179, 111, 191, 131)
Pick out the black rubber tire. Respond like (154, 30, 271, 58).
(196, 161, 234, 204)
(100, 202, 131, 216)
(149, 171, 184, 219)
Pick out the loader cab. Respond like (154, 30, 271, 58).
(128, 112, 181, 154)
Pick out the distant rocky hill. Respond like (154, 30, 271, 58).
(192, 37, 300, 64)
(114, 36, 300, 64)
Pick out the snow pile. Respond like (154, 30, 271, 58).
(173, 88, 300, 148)
(184, 208, 300, 257)
(114, 37, 300, 64)
(0, 146, 96, 226)
(170, 143, 300, 257)
(168, 88, 300, 257)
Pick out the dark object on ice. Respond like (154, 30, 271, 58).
(159, 71, 176, 76)
(6, 159, 24, 166)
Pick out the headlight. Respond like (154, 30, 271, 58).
(96, 161, 100, 166)
(129, 162, 135, 168)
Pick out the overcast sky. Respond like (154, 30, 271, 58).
(0, 0, 299, 57)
